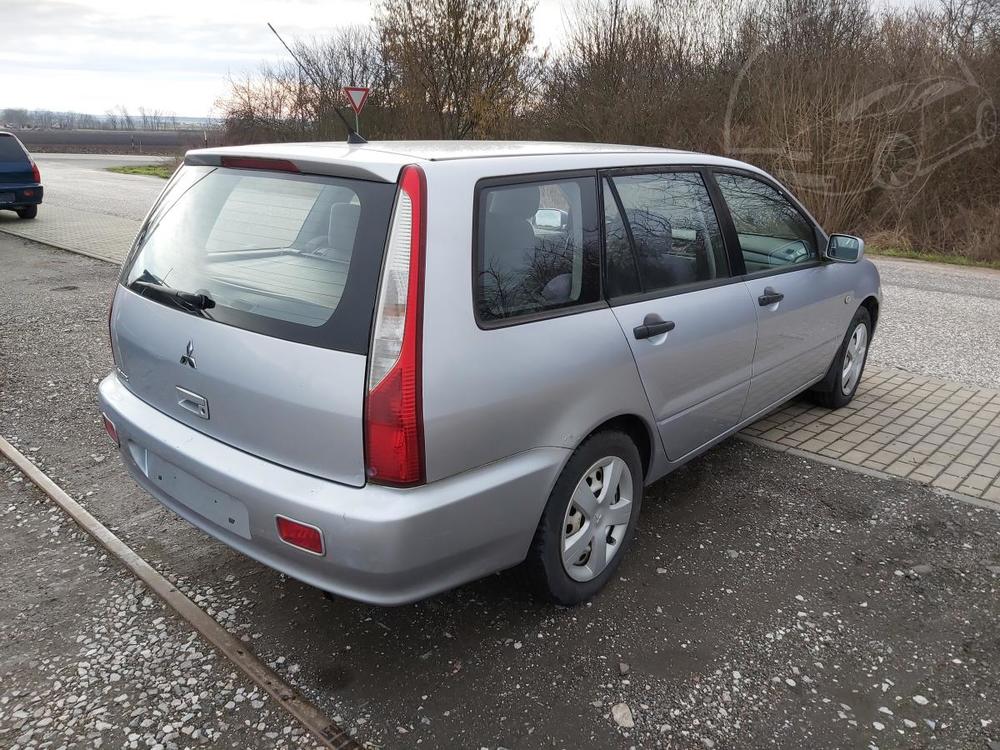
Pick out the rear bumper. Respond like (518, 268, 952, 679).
(0, 183, 43, 207)
(98, 374, 566, 605)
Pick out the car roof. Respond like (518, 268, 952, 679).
(339, 140, 684, 160)
(186, 140, 764, 183)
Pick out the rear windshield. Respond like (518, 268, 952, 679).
(122, 166, 396, 353)
(0, 135, 27, 161)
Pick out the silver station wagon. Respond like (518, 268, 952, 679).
(98, 141, 881, 606)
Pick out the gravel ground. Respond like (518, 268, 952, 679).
(2, 234, 1000, 749)
(0, 463, 318, 750)
(868, 257, 1000, 390)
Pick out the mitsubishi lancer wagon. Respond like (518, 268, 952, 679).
(98, 141, 881, 606)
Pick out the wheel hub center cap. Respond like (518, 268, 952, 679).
(593, 510, 604, 524)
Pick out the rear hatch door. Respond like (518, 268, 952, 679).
(113, 163, 397, 486)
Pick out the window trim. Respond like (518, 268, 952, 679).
(599, 165, 738, 306)
(707, 166, 829, 283)
(469, 163, 834, 320)
(471, 169, 606, 330)
(599, 174, 643, 296)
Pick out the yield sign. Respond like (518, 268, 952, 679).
(342, 86, 370, 114)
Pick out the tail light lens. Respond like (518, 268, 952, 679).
(364, 165, 426, 486)
(30, 160, 40, 183)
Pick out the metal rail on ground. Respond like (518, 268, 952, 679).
(0, 434, 361, 750)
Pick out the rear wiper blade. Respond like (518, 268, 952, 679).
(132, 280, 216, 312)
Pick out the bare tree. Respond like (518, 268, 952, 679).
(216, 25, 389, 143)
(1, 109, 30, 127)
(376, 0, 543, 138)
(116, 105, 136, 130)
(214, 0, 1000, 263)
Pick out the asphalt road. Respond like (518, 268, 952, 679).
(1, 233, 998, 749)
(0, 153, 169, 262)
(22, 153, 167, 219)
(867, 258, 1000, 391)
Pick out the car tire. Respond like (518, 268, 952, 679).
(810, 307, 872, 409)
(16, 206, 37, 220)
(525, 430, 643, 605)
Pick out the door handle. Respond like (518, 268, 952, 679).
(758, 287, 784, 306)
(633, 315, 675, 340)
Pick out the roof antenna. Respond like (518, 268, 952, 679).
(267, 22, 367, 145)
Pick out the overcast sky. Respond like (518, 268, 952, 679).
(2, 0, 567, 117)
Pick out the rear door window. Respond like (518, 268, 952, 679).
(122, 166, 396, 353)
(604, 171, 729, 298)
(475, 175, 601, 324)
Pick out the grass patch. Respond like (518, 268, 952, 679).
(106, 164, 174, 179)
(868, 246, 1000, 271)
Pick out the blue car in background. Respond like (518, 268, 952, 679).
(0, 131, 43, 219)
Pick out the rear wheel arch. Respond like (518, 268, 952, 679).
(578, 414, 653, 484)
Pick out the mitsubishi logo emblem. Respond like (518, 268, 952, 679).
(179, 340, 197, 369)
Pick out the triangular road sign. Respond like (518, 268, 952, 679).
(343, 87, 370, 114)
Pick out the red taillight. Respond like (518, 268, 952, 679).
(364, 165, 426, 486)
(30, 160, 40, 183)
(220, 156, 299, 173)
(276, 516, 325, 555)
(102, 413, 119, 446)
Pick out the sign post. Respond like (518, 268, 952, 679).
(342, 86, 371, 136)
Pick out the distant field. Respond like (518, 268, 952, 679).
(9, 127, 221, 156)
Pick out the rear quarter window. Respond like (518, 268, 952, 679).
(122, 166, 396, 353)
(474, 175, 601, 324)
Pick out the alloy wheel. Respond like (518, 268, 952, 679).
(841, 323, 868, 395)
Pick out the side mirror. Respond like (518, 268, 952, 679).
(825, 234, 864, 263)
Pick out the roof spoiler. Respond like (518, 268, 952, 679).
(184, 151, 398, 183)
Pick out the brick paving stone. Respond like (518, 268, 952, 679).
(745, 367, 1000, 500)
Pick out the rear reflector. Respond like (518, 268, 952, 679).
(364, 164, 426, 486)
(220, 156, 300, 173)
(276, 516, 325, 556)
(101, 413, 119, 446)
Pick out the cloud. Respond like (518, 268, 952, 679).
(3, 0, 566, 116)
